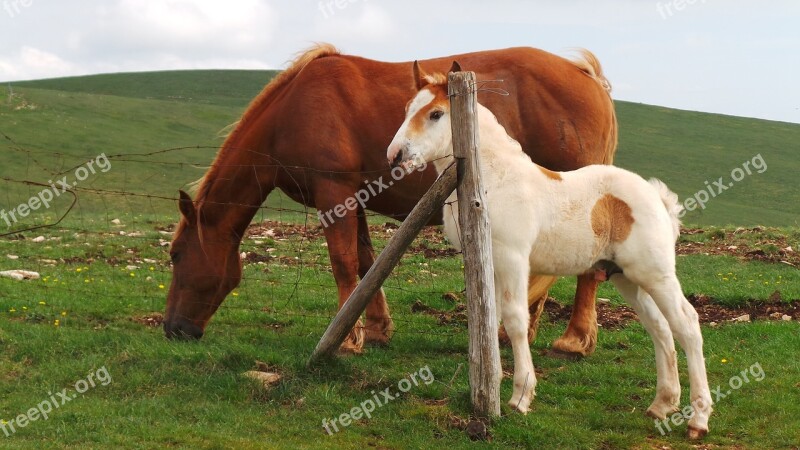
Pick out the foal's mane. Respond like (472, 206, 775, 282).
(193, 43, 341, 206)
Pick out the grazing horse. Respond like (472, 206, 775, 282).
(164, 44, 617, 356)
(386, 67, 712, 439)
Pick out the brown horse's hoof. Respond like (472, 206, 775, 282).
(550, 328, 597, 358)
(365, 316, 394, 345)
(687, 425, 708, 440)
(337, 320, 366, 354)
(546, 347, 584, 361)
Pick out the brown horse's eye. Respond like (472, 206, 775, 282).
(430, 110, 444, 121)
(170, 252, 180, 264)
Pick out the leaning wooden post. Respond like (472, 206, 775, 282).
(309, 164, 458, 365)
(449, 71, 501, 417)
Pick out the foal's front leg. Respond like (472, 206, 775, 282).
(496, 255, 537, 413)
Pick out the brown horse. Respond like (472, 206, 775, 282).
(164, 44, 617, 357)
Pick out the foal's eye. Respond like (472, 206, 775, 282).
(170, 252, 180, 264)
(430, 110, 444, 121)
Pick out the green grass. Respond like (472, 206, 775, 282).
(1, 222, 799, 449)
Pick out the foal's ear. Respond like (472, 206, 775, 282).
(178, 190, 197, 223)
(449, 61, 463, 73)
(413, 60, 427, 91)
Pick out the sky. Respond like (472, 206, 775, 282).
(0, 0, 798, 124)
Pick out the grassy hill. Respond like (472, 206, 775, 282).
(1, 70, 798, 228)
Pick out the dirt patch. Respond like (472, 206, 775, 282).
(133, 312, 163, 328)
(413, 296, 798, 331)
(411, 300, 467, 326)
(678, 226, 798, 267)
(688, 293, 800, 323)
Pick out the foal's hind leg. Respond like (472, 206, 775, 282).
(643, 276, 713, 439)
(356, 206, 394, 345)
(611, 275, 681, 419)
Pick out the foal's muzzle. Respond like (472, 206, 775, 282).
(390, 151, 405, 168)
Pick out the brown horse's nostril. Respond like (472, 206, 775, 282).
(391, 151, 404, 168)
(164, 318, 204, 340)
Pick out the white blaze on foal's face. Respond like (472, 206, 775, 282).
(387, 84, 452, 168)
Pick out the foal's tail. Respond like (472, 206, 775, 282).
(648, 178, 683, 241)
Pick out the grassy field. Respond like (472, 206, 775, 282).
(1, 71, 799, 449)
(1, 222, 799, 449)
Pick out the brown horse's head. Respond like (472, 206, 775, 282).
(164, 190, 242, 339)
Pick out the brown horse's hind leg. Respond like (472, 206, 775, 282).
(356, 207, 394, 345)
(317, 190, 366, 354)
(550, 273, 598, 359)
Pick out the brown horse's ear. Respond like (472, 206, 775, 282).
(413, 60, 427, 91)
(178, 190, 196, 223)
(449, 61, 462, 73)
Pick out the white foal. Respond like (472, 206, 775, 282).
(387, 65, 712, 439)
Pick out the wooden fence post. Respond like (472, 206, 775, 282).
(308, 164, 458, 365)
(449, 71, 501, 418)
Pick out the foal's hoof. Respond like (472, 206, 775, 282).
(645, 403, 680, 421)
(508, 399, 529, 415)
(687, 425, 708, 440)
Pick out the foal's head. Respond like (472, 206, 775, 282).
(387, 61, 461, 170)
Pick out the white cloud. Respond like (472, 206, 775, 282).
(315, 4, 396, 41)
(0, 47, 74, 80)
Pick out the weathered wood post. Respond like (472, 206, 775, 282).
(308, 164, 458, 365)
(449, 71, 501, 417)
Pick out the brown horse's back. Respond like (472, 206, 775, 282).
(248, 46, 616, 220)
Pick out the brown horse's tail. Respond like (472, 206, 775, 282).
(567, 49, 619, 165)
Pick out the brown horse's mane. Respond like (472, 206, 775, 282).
(194, 43, 341, 205)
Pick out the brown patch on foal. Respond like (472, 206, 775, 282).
(591, 194, 634, 243)
(538, 166, 563, 181)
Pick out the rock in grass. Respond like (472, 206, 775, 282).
(0, 270, 40, 280)
(242, 371, 281, 389)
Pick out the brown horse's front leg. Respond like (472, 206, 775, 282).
(550, 273, 599, 358)
(356, 207, 394, 345)
(317, 191, 366, 354)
